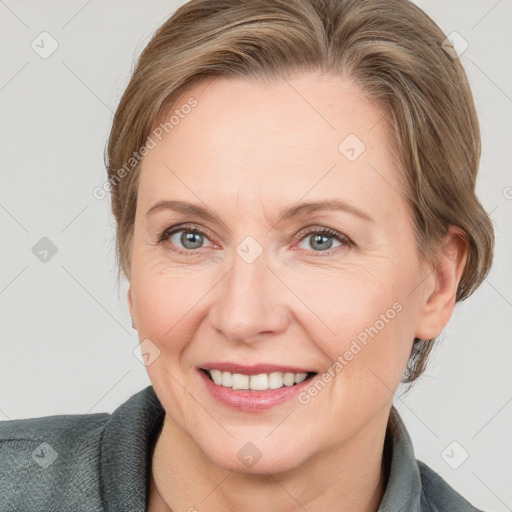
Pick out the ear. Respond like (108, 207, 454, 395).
(127, 287, 137, 330)
(414, 226, 469, 340)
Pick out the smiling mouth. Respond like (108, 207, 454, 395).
(200, 368, 317, 391)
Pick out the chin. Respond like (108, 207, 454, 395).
(197, 433, 310, 475)
(217, 453, 305, 476)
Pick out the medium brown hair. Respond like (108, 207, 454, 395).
(105, 0, 494, 382)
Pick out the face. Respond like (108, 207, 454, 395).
(128, 72, 435, 473)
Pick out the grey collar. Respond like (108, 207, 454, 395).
(378, 406, 422, 511)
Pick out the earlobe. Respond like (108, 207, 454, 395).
(414, 227, 469, 340)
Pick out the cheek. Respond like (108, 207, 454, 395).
(287, 267, 416, 441)
(296, 265, 406, 346)
(297, 262, 417, 390)
(131, 262, 213, 350)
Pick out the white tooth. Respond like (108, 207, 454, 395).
(221, 371, 232, 387)
(211, 369, 307, 390)
(232, 373, 250, 390)
(210, 369, 222, 385)
(283, 372, 295, 386)
(268, 372, 284, 389)
(249, 373, 269, 391)
(294, 372, 307, 384)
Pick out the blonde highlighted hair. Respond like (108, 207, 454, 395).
(105, 0, 494, 382)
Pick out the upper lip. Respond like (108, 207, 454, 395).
(199, 362, 316, 375)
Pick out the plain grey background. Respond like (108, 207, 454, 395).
(1, 1, 511, 510)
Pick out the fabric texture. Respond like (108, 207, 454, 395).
(0, 385, 482, 511)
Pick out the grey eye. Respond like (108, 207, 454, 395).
(297, 232, 342, 252)
(170, 230, 210, 250)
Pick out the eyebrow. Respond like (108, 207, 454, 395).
(146, 199, 374, 228)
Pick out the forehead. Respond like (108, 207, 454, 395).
(138, 72, 406, 220)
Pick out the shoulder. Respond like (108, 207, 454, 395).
(0, 411, 110, 512)
(418, 460, 484, 512)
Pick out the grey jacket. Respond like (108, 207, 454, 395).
(0, 385, 482, 511)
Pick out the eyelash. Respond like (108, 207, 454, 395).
(158, 223, 353, 257)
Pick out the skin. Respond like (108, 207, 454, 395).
(127, 71, 468, 512)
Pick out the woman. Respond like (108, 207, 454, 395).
(0, 0, 494, 510)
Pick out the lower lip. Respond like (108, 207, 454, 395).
(198, 369, 314, 412)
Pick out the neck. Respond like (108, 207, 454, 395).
(148, 409, 390, 512)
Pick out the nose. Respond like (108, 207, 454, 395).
(208, 248, 291, 345)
